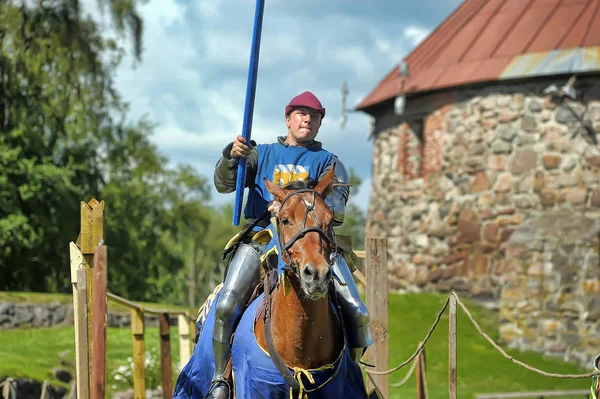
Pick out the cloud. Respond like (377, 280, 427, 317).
(404, 26, 431, 47)
(90, 0, 463, 212)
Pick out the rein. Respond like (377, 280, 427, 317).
(261, 187, 344, 395)
(263, 269, 347, 395)
(277, 188, 340, 272)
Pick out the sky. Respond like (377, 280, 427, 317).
(86, 0, 463, 211)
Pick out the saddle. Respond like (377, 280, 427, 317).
(212, 216, 370, 398)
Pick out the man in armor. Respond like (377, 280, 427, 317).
(207, 91, 373, 399)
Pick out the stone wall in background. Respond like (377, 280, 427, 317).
(0, 301, 173, 330)
(500, 212, 600, 368)
(366, 77, 600, 368)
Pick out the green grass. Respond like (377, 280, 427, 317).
(0, 325, 180, 395)
(383, 293, 589, 399)
(0, 291, 593, 398)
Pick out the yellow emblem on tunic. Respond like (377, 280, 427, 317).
(273, 164, 309, 186)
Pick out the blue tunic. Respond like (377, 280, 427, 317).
(244, 142, 334, 220)
(173, 290, 369, 399)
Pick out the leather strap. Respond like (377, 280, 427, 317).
(262, 271, 346, 395)
(263, 272, 301, 391)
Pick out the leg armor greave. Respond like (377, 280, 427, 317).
(332, 255, 374, 349)
(212, 243, 262, 379)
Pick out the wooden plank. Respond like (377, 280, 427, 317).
(416, 346, 427, 399)
(69, 242, 89, 399)
(355, 250, 366, 258)
(159, 314, 173, 399)
(107, 292, 141, 311)
(131, 309, 146, 399)
(79, 198, 105, 392)
(80, 198, 105, 254)
(107, 292, 189, 316)
(366, 237, 389, 398)
(476, 390, 590, 399)
(40, 381, 49, 399)
(449, 293, 457, 399)
(189, 317, 196, 345)
(2, 378, 16, 399)
(178, 315, 192, 371)
(91, 246, 107, 399)
(354, 268, 367, 286)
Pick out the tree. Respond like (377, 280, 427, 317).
(0, 0, 219, 303)
(0, 0, 143, 290)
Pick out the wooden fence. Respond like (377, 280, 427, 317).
(70, 199, 195, 399)
(355, 238, 390, 398)
(67, 201, 430, 399)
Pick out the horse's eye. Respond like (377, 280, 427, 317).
(281, 218, 290, 226)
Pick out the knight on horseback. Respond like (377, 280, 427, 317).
(207, 91, 374, 399)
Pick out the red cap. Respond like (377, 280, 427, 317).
(284, 91, 326, 119)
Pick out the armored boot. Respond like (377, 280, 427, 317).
(332, 255, 374, 363)
(206, 243, 262, 399)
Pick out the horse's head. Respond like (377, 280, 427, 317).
(264, 166, 338, 300)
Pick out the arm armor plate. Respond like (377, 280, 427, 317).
(322, 156, 349, 226)
(213, 142, 258, 193)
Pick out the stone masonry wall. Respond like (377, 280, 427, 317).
(367, 77, 600, 297)
(366, 76, 600, 367)
(500, 212, 600, 368)
(0, 301, 171, 330)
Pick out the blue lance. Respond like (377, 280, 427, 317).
(232, 0, 266, 226)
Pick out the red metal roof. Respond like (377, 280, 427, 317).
(356, 0, 600, 111)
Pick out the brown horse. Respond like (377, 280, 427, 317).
(173, 166, 372, 398)
(255, 166, 343, 370)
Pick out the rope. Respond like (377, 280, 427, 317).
(362, 291, 600, 380)
(453, 292, 600, 379)
(363, 295, 450, 375)
(390, 351, 419, 387)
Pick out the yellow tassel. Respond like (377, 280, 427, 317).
(282, 273, 292, 296)
(287, 365, 334, 399)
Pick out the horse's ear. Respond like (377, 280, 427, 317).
(264, 177, 286, 201)
(315, 164, 335, 197)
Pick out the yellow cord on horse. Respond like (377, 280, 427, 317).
(289, 364, 335, 399)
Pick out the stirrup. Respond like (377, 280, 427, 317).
(205, 378, 231, 399)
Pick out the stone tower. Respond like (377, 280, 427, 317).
(356, 0, 600, 366)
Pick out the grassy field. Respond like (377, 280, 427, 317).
(0, 291, 593, 398)
(383, 293, 589, 399)
(0, 325, 181, 396)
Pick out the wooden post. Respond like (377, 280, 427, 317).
(1, 378, 16, 399)
(159, 313, 173, 399)
(366, 237, 389, 398)
(91, 246, 108, 399)
(40, 381, 49, 399)
(70, 242, 89, 399)
(178, 314, 192, 371)
(449, 292, 457, 399)
(132, 309, 146, 399)
(416, 346, 427, 399)
(77, 198, 105, 390)
(189, 317, 196, 345)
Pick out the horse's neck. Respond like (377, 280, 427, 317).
(256, 278, 342, 369)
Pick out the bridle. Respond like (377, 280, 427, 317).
(262, 186, 345, 394)
(276, 188, 340, 273)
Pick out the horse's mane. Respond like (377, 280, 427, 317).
(283, 178, 318, 190)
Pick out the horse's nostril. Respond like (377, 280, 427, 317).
(303, 265, 314, 277)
